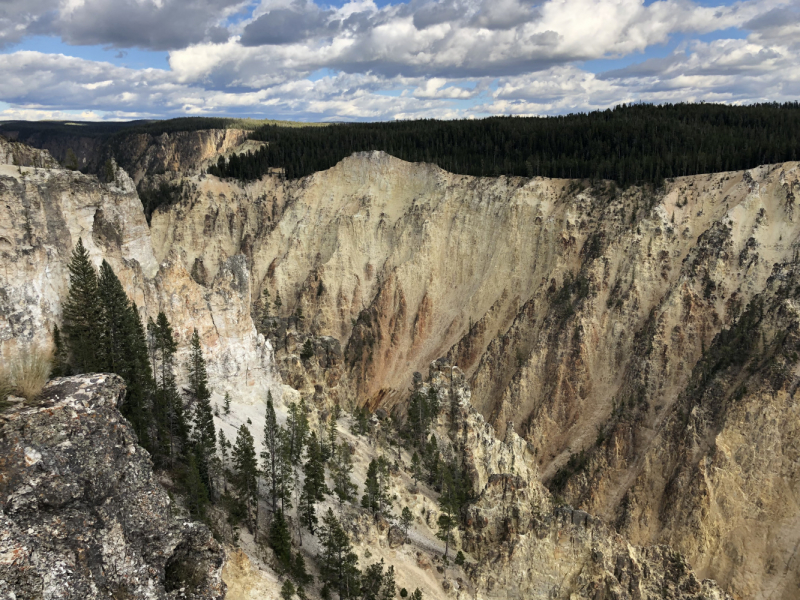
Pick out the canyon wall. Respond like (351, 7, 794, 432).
(0, 137, 279, 406)
(146, 153, 800, 599)
(3, 135, 799, 598)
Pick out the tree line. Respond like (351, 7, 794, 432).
(207, 102, 800, 187)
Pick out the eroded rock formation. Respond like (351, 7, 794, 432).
(0, 374, 225, 599)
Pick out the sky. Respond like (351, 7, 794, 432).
(0, 0, 797, 122)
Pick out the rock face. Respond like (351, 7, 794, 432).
(0, 374, 225, 599)
(4, 140, 800, 599)
(3, 128, 249, 183)
(0, 154, 279, 406)
(0, 136, 61, 169)
(464, 474, 732, 600)
(145, 153, 800, 598)
(423, 361, 731, 600)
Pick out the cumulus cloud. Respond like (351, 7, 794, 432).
(0, 0, 797, 121)
(0, 0, 246, 50)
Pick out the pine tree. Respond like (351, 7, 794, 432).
(187, 329, 215, 498)
(224, 392, 231, 414)
(268, 509, 292, 568)
(300, 432, 328, 533)
(219, 428, 230, 493)
(424, 436, 440, 485)
(62, 238, 102, 373)
(400, 507, 413, 539)
(319, 508, 361, 600)
(331, 442, 357, 504)
(51, 324, 69, 378)
(122, 302, 155, 448)
(410, 452, 422, 486)
(148, 312, 186, 467)
(361, 560, 387, 600)
(262, 391, 281, 513)
(185, 452, 209, 520)
(274, 291, 282, 313)
(361, 456, 391, 516)
(281, 579, 296, 600)
(291, 552, 312, 586)
(410, 589, 423, 600)
(97, 260, 132, 374)
(232, 424, 259, 530)
(380, 565, 396, 600)
(277, 427, 295, 513)
(326, 415, 338, 460)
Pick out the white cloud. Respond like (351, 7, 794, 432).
(0, 0, 798, 120)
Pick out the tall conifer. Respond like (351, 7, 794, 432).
(187, 328, 216, 498)
(62, 238, 102, 373)
(261, 391, 281, 513)
(232, 424, 259, 530)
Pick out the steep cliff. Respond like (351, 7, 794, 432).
(0, 374, 225, 599)
(145, 153, 800, 599)
(3, 141, 799, 599)
(3, 127, 249, 183)
(0, 152, 279, 406)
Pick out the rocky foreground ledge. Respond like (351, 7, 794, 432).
(0, 374, 225, 600)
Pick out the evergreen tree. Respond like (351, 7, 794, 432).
(51, 324, 69, 378)
(300, 432, 328, 533)
(300, 339, 314, 360)
(262, 391, 281, 513)
(319, 508, 361, 600)
(361, 560, 387, 600)
(122, 302, 156, 447)
(224, 391, 231, 414)
(331, 442, 357, 504)
(326, 415, 338, 460)
(148, 312, 186, 467)
(274, 291, 282, 313)
(380, 565, 396, 600)
(232, 424, 259, 530)
(269, 509, 293, 568)
(410, 589, 423, 600)
(277, 427, 295, 513)
(299, 481, 318, 534)
(292, 552, 312, 586)
(361, 456, 391, 516)
(219, 428, 231, 493)
(97, 260, 132, 374)
(185, 452, 209, 519)
(410, 452, 423, 487)
(400, 507, 413, 539)
(424, 436, 440, 485)
(62, 238, 103, 373)
(281, 579, 296, 600)
(187, 329, 215, 497)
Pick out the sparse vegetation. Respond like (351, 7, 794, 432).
(0, 345, 52, 404)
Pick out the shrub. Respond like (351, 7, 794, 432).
(1, 345, 52, 404)
(400, 589, 408, 598)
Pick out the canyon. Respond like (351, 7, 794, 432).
(1, 131, 798, 599)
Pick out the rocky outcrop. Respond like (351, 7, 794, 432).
(0, 374, 225, 599)
(0, 136, 61, 169)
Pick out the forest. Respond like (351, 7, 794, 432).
(207, 102, 800, 186)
